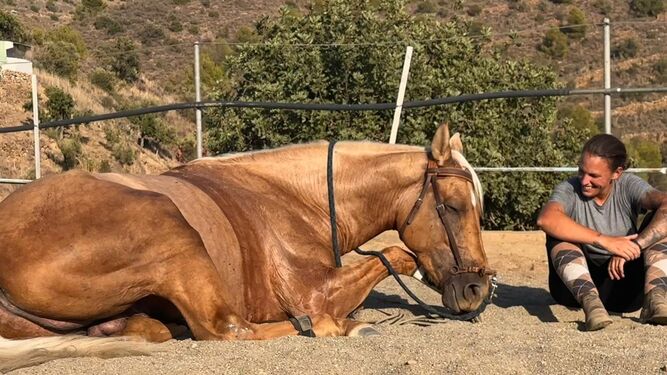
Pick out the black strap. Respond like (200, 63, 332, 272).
(289, 315, 316, 337)
(354, 247, 491, 321)
(327, 140, 342, 267)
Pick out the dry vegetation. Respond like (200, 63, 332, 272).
(0, 0, 665, 195)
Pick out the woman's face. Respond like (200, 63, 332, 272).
(578, 153, 622, 201)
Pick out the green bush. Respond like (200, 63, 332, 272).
(627, 137, 662, 168)
(611, 38, 639, 59)
(139, 24, 165, 45)
(89, 69, 116, 92)
(651, 58, 667, 84)
(207, 0, 586, 229)
(560, 7, 587, 39)
(98, 159, 112, 172)
(630, 0, 665, 17)
(94, 16, 123, 35)
(167, 16, 183, 32)
(557, 105, 598, 134)
(109, 38, 141, 83)
(112, 142, 135, 165)
(0, 9, 28, 42)
(37, 41, 80, 79)
(415, 1, 437, 13)
(81, 0, 106, 12)
(57, 136, 83, 170)
(539, 28, 569, 58)
(592, 0, 612, 14)
(46, 0, 58, 12)
(45, 86, 75, 121)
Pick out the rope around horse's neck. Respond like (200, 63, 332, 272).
(326, 140, 490, 321)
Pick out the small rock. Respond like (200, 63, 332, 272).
(405, 360, 417, 366)
(191, 343, 198, 349)
(660, 365, 667, 372)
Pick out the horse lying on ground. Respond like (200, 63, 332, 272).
(0, 124, 494, 369)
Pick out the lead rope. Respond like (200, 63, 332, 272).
(326, 141, 496, 321)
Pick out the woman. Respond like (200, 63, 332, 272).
(537, 133, 667, 331)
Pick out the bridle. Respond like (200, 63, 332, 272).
(326, 141, 496, 321)
(398, 159, 496, 281)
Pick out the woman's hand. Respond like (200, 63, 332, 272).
(608, 256, 626, 280)
(595, 233, 641, 261)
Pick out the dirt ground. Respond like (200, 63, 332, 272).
(10, 231, 667, 374)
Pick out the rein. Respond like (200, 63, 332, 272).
(326, 141, 496, 321)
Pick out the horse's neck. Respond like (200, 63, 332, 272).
(198, 143, 425, 253)
(320, 144, 426, 252)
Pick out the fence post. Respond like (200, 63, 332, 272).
(603, 18, 611, 134)
(389, 46, 413, 144)
(194, 41, 203, 159)
(31, 74, 41, 179)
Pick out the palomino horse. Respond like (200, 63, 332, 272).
(0, 124, 492, 364)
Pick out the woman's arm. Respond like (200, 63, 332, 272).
(537, 201, 640, 260)
(636, 189, 667, 250)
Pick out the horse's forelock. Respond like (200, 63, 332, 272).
(452, 150, 484, 215)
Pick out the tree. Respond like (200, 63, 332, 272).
(539, 28, 569, 59)
(206, 0, 586, 229)
(560, 7, 587, 39)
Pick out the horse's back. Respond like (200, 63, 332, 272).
(0, 170, 228, 320)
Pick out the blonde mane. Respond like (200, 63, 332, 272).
(452, 150, 484, 215)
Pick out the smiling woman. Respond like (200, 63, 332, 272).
(537, 134, 667, 331)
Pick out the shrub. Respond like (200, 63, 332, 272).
(627, 137, 662, 168)
(89, 69, 116, 92)
(98, 160, 112, 173)
(57, 136, 83, 170)
(592, 0, 612, 14)
(81, 0, 106, 12)
(139, 24, 165, 45)
(110, 38, 140, 83)
(466, 4, 482, 16)
(560, 7, 587, 39)
(630, 0, 665, 17)
(37, 41, 80, 79)
(557, 104, 598, 134)
(652, 58, 667, 84)
(45, 86, 75, 121)
(0, 9, 28, 42)
(539, 28, 569, 58)
(46, 0, 58, 12)
(47, 26, 87, 56)
(416, 1, 437, 13)
(550, 0, 572, 3)
(94, 16, 123, 35)
(612, 38, 639, 60)
(167, 17, 183, 32)
(112, 142, 135, 165)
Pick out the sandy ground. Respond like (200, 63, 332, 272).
(9, 231, 667, 374)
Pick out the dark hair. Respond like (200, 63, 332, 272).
(582, 134, 628, 170)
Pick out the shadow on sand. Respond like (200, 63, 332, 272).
(363, 282, 561, 323)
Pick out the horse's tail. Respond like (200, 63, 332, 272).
(0, 335, 162, 373)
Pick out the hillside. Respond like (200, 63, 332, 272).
(0, 0, 665, 202)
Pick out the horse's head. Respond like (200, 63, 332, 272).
(398, 123, 493, 314)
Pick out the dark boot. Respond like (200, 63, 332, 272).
(640, 288, 667, 325)
(581, 293, 612, 331)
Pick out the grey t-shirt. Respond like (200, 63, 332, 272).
(548, 173, 654, 262)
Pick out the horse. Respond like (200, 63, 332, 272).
(0, 124, 493, 368)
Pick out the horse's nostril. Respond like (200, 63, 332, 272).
(464, 283, 482, 301)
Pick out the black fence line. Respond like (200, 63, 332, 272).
(2, 87, 666, 135)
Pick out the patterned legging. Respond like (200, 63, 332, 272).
(550, 242, 667, 303)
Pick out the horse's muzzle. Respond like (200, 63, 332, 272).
(441, 272, 492, 313)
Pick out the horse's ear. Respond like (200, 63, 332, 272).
(450, 133, 463, 154)
(431, 123, 451, 166)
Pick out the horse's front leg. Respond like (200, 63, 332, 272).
(322, 246, 418, 318)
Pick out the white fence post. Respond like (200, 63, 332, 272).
(194, 41, 203, 159)
(603, 18, 611, 134)
(389, 46, 413, 144)
(31, 74, 41, 179)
